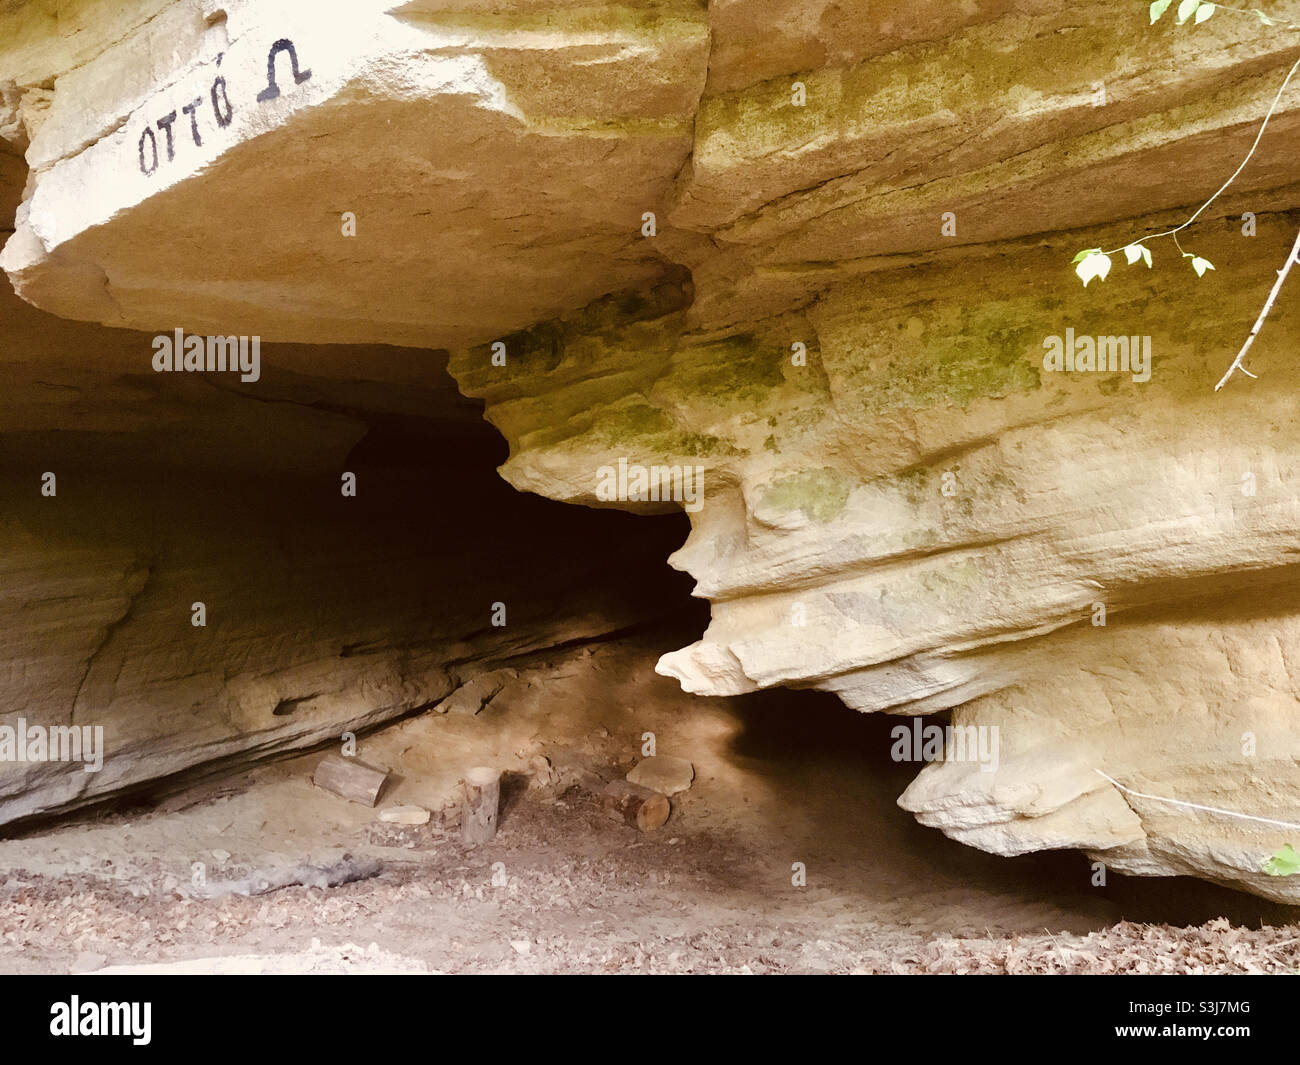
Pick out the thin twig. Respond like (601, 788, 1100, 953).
(1215, 220, 1300, 389)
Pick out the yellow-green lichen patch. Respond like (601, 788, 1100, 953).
(755, 405, 830, 457)
(760, 466, 851, 523)
(693, 68, 838, 173)
(456, 273, 692, 394)
(856, 299, 1044, 413)
(891, 465, 933, 507)
(661, 333, 789, 408)
(911, 555, 985, 598)
(507, 284, 690, 373)
(693, 8, 1159, 194)
(411, 5, 708, 42)
(570, 399, 743, 460)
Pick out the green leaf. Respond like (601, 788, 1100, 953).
(1176, 0, 1200, 23)
(1263, 843, 1300, 876)
(1255, 8, 1275, 25)
(1150, 0, 1174, 21)
(1076, 251, 1112, 287)
(1072, 248, 1101, 264)
(1191, 255, 1215, 277)
(1195, 2, 1215, 22)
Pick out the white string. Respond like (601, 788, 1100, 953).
(1094, 769, 1300, 831)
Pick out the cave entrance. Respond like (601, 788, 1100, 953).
(0, 317, 1289, 973)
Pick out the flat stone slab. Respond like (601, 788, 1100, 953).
(626, 756, 694, 797)
(377, 805, 430, 826)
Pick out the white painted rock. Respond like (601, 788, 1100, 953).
(377, 805, 430, 826)
(627, 756, 695, 797)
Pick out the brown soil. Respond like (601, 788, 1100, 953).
(0, 632, 1295, 975)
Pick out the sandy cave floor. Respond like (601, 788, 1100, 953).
(1, 632, 1298, 975)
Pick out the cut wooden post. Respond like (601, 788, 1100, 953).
(602, 780, 670, 832)
(313, 755, 388, 807)
(461, 766, 502, 844)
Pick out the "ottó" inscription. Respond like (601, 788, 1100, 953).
(137, 38, 312, 177)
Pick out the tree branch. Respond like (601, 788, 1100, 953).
(1215, 220, 1300, 390)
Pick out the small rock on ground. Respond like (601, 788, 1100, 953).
(627, 756, 694, 797)
(378, 805, 431, 826)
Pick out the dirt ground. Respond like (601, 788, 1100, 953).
(1, 631, 1297, 975)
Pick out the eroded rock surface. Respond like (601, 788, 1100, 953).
(6, 0, 1300, 900)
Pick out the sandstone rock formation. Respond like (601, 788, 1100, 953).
(6, 0, 1300, 901)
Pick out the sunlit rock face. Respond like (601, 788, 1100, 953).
(6, 0, 1300, 899)
(1, 0, 708, 345)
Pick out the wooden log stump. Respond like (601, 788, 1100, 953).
(461, 766, 502, 844)
(313, 755, 388, 807)
(602, 780, 670, 832)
